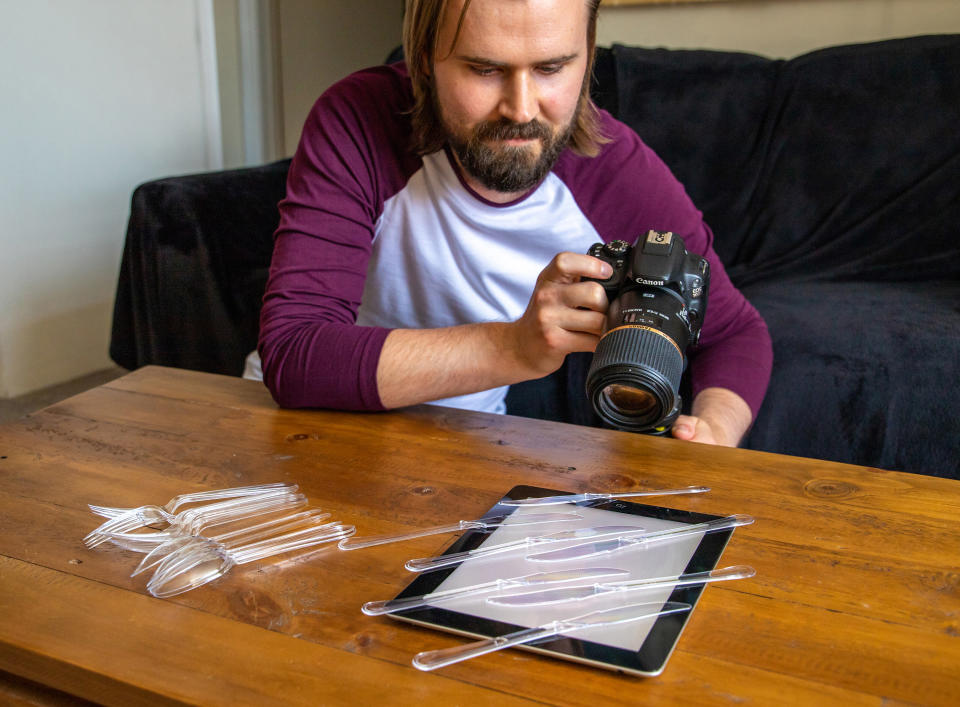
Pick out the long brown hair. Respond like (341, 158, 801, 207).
(402, 0, 607, 157)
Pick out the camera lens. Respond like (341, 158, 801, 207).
(584, 232, 708, 434)
(586, 288, 689, 433)
(601, 384, 658, 417)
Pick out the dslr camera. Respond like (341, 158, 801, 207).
(585, 230, 710, 434)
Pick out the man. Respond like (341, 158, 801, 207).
(258, 0, 772, 446)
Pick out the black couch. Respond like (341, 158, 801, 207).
(111, 35, 960, 479)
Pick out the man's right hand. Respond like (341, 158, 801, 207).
(506, 252, 613, 378)
(375, 252, 612, 409)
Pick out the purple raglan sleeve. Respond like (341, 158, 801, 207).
(563, 115, 773, 419)
(258, 67, 414, 409)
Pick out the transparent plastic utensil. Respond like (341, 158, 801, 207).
(501, 485, 710, 506)
(486, 565, 756, 606)
(87, 487, 300, 537)
(362, 567, 629, 616)
(412, 600, 691, 671)
(146, 522, 356, 598)
(339, 511, 582, 551)
(84, 487, 301, 547)
(132, 509, 331, 577)
(525, 514, 755, 563)
(99, 493, 308, 552)
(147, 518, 352, 578)
(87, 482, 298, 519)
(404, 525, 647, 573)
(89, 494, 306, 553)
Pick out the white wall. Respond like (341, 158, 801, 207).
(214, 0, 247, 169)
(598, 0, 960, 59)
(213, 0, 285, 167)
(0, 0, 221, 398)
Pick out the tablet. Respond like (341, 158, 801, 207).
(388, 485, 737, 676)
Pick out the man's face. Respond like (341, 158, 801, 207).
(431, 0, 590, 199)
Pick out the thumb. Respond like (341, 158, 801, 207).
(671, 415, 696, 440)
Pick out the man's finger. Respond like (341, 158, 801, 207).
(539, 252, 612, 284)
(671, 414, 716, 445)
(671, 417, 695, 440)
(554, 308, 607, 337)
(560, 280, 609, 312)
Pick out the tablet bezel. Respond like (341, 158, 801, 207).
(388, 484, 733, 676)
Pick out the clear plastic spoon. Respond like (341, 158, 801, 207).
(338, 511, 582, 550)
(146, 522, 355, 598)
(361, 567, 629, 615)
(132, 508, 332, 577)
(146, 517, 351, 581)
(412, 601, 691, 671)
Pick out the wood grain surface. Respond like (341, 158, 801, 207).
(0, 366, 957, 706)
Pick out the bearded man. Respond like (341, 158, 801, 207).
(257, 0, 773, 447)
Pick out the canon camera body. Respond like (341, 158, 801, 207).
(585, 230, 710, 433)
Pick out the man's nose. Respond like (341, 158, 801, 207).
(499, 71, 538, 124)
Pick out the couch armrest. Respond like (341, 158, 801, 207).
(110, 159, 291, 376)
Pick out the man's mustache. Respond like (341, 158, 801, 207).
(474, 118, 551, 142)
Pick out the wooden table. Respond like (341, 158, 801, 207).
(1, 366, 957, 706)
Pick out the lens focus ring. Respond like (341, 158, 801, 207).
(590, 327, 684, 385)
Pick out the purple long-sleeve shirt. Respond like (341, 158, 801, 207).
(259, 63, 772, 417)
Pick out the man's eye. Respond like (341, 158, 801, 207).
(469, 65, 498, 76)
(537, 64, 563, 75)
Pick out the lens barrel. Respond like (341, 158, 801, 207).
(586, 325, 684, 433)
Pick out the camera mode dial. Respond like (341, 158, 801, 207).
(587, 240, 631, 296)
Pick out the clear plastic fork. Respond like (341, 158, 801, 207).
(85, 486, 299, 545)
(94, 492, 308, 552)
(146, 521, 356, 598)
(84, 489, 303, 549)
(87, 482, 298, 519)
(84, 488, 300, 547)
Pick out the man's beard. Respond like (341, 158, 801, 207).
(442, 103, 578, 195)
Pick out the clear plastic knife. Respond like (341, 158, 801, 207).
(404, 524, 648, 572)
(486, 565, 756, 607)
(501, 485, 710, 506)
(525, 514, 754, 563)
(338, 511, 582, 550)
(412, 600, 692, 671)
(361, 567, 630, 615)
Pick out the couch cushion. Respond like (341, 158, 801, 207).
(742, 279, 960, 478)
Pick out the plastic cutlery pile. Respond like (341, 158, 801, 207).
(84, 482, 754, 672)
(84, 482, 354, 597)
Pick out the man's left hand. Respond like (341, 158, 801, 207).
(669, 387, 753, 447)
(671, 414, 723, 445)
